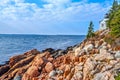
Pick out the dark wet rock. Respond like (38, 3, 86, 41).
(42, 48, 55, 54)
(0, 65, 10, 76)
(52, 49, 67, 58)
(42, 48, 68, 58)
(66, 46, 73, 51)
(0, 65, 4, 67)
(5, 61, 10, 64)
(0, 61, 9, 67)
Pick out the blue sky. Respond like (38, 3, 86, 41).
(0, 0, 113, 35)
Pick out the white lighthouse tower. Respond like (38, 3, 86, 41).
(99, 18, 108, 30)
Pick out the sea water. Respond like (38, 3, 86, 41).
(0, 34, 85, 64)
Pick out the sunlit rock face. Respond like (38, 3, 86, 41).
(0, 30, 120, 80)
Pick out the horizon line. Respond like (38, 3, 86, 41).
(0, 33, 86, 36)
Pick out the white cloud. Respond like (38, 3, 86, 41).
(0, 0, 112, 34)
(43, 0, 70, 5)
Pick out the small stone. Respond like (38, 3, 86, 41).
(101, 64, 113, 72)
(72, 56, 79, 62)
(107, 44, 111, 49)
(48, 57, 54, 62)
(45, 62, 54, 73)
(74, 47, 81, 56)
(115, 51, 120, 58)
(56, 69, 63, 74)
(63, 56, 71, 64)
(83, 44, 94, 53)
(13, 75, 21, 80)
(49, 70, 57, 77)
(98, 39, 104, 47)
(103, 42, 107, 46)
(95, 49, 99, 53)
(71, 71, 83, 80)
(75, 63, 83, 72)
(58, 65, 65, 71)
(79, 56, 87, 62)
(95, 41, 99, 48)
(102, 46, 107, 49)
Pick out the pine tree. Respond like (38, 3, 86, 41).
(108, 0, 119, 16)
(107, 0, 119, 28)
(111, 0, 119, 13)
(110, 8, 120, 38)
(86, 21, 95, 38)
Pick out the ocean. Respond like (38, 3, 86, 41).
(0, 34, 85, 64)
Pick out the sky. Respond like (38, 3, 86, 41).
(0, 0, 113, 35)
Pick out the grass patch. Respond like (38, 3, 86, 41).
(115, 73, 120, 80)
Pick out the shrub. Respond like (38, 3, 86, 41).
(115, 73, 120, 80)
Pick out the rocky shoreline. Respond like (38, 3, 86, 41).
(0, 30, 120, 80)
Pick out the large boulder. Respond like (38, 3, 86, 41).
(74, 44, 94, 57)
(32, 55, 44, 67)
(83, 44, 94, 53)
(95, 49, 115, 61)
(45, 62, 54, 73)
(83, 58, 97, 80)
(75, 48, 86, 57)
(22, 66, 40, 80)
(93, 71, 115, 80)
(9, 49, 40, 67)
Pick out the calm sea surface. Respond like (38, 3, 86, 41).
(0, 34, 85, 64)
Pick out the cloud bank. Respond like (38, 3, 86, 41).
(0, 0, 112, 34)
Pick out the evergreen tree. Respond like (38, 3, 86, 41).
(107, 0, 119, 28)
(110, 8, 120, 38)
(108, 0, 119, 16)
(111, 0, 119, 13)
(86, 21, 95, 38)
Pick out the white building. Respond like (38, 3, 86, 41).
(99, 18, 108, 30)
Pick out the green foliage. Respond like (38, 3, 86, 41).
(109, 7, 120, 38)
(106, 0, 119, 28)
(105, 0, 120, 38)
(111, 0, 119, 13)
(86, 21, 95, 38)
(104, 35, 115, 45)
(115, 73, 120, 80)
(106, 0, 119, 19)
